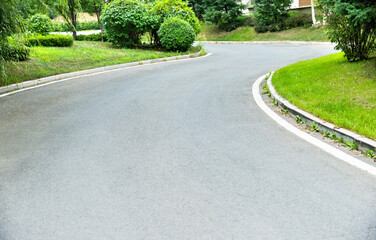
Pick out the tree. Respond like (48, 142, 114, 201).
(188, 0, 205, 20)
(0, 0, 22, 75)
(319, 0, 376, 61)
(253, 0, 292, 32)
(47, 0, 82, 40)
(82, 0, 106, 41)
(190, 0, 245, 31)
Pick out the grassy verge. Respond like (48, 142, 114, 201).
(272, 52, 376, 140)
(1, 41, 201, 86)
(197, 23, 329, 42)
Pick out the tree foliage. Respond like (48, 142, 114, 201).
(253, 0, 292, 32)
(82, 0, 106, 41)
(319, 0, 376, 61)
(101, 0, 150, 47)
(189, 0, 245, 31)
(46, 0, 82, 40)
(28, 14, 53, 35)
(1, 0, 23, 75)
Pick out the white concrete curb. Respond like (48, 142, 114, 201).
(197, 41, 335, 46)
(253, 74, 376, 177)
(266, 72, 376, 153)
(0, 51, 203, 96)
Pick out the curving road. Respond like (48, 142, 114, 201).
(0, 44, 375, 240)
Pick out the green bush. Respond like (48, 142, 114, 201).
(254, 0, 292, 33)
(101, 0, 149, 47)
(76, 33, 107, 41)
(283, 15, 312, 29)
(152, 0, 200, 35)
(158, 17, 196, 52)
(28, 14, 53, 35)
(2, 35, 30, 61)
(51, 21, 100, 32)
(28, 35, 73, 47)
(151, 0, 200, 45)
(320, 0, 376, 61)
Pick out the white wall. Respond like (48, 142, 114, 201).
(291, 0, 300, 9)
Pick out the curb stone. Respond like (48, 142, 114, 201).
(197, 41, 336, 46)
(267, 71, 376, 153)
(0, 52, 202, 95)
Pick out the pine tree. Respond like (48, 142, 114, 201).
(253, 0, 292, 31)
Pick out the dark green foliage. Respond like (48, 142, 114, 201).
(283, 15, 312, 29)
(0, 0, 24, 76)
(76, 33, 107, 41)
(253, 0, 292, 33)
(28, 35, 74, 47)
(51, 21, 100, 32)
(28, 14, 53, 35)
(158, 17, 196, 51)
(101, 0, 149, 47)
(188, 0, 205, 20)
(239, 16, 256, 27)
(202, 0, 246, 31)
(152, 0, 201, 35)
(319, 0, 376, 61)
(1, 36, 30, 61)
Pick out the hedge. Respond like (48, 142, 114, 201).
(76, 33, 107, 42)
(28, 35, 74, 47)
(51, 21, 100, 32)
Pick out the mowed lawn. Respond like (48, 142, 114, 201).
(197, 23, 329, 42)
(1, 41, 200, 86)
(272, 53, 376, 140)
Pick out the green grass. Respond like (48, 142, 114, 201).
(272, 53, 376, 140)
(1, 41, 201, 86)
(197, 23, 329, 42)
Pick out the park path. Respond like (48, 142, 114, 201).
(0, 44, 375, 240)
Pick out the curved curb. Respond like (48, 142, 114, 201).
(267, 72, 376, 153)
(197, 40, 335, 46)
(0, 51, 204, 96)
(252, 74, 376, 177)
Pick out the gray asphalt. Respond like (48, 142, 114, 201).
(0, 44, 375, 240)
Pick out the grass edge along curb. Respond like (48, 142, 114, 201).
(0, 51, 204, 96)
(266, 71, 376, 154)
(197, 41, 335, 46)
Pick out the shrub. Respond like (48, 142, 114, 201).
(28, 14, 53, 35)
(283, 15, 312, 29)
(254, 0, 292, 33)
(151, 0, 200, 44)
(101, 0, 149, 47)
(203, 0, 245, 31)
(2, 35, 30, 61)
(76, 33, 108, 42)
(320, 0, 376, 61)
(51, 21, 100, 32)
(240, 16, 256, 27)
(28, 35, 73, 47)
(158, 17, 196, 52)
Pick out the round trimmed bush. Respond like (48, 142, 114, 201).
(101, 0, 148, 47)
(28, 14, 53, 35)
(158, 17, 196, 52)
(152, 0, 201, 35)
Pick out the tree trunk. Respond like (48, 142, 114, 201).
(69, 0, 77, 40)
(311, 0, 317, 25)
(94, 5, 104, 42)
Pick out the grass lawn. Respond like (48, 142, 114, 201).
(197, 23, 329, 42)
(272, 52, 376, 140)
(1, 41, 201, 86)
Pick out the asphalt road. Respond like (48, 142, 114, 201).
(0, 44, 375, 240)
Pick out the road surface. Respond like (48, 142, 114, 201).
(0, 44, 375, 240)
